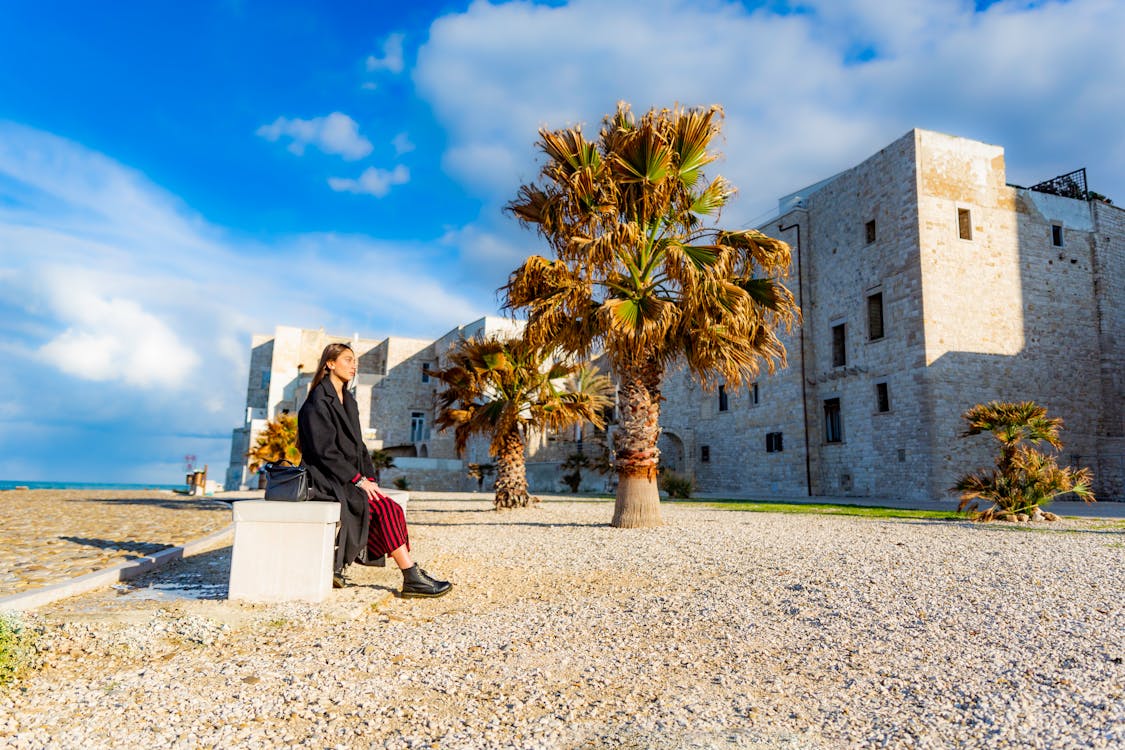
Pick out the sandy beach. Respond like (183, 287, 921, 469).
(1, 494, 1123, 748)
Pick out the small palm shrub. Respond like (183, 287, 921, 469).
(660, 471, 694, 499)
(392, 476, 410, 491)
(247, 414, 300, 472)
(953, 401, 1095, 521)
(369, 450, 395, 484)
(0, 613, 36, 685)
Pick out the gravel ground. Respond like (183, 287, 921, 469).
(2, 499, 1123, 749)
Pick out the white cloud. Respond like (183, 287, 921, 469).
(366, 33, 405, 74)
(392, 132, 415, 155)
(256, 112, 373, 160)
(0, 122, 488, 482)
(414, 0, 1125, 223)
(328, 164, 410, 197)
(37, 282, 200, 388)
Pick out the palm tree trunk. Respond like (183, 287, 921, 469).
(494, 430, 533, 509)
(612, 359, 663, 528)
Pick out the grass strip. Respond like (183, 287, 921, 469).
(668, 498, 963, 521)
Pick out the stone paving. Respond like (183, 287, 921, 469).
(0, 489, 238, 597)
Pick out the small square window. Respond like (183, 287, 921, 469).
(876, 382, 890, 413)
(1052, 224, 1064, 247)
(766, 432, 784, 453)
(865, 220, 876, 244)
(832, 323, 847, 367)
(824, 398, 842, 443)
(701, 445, 711, 463)
(750, 382, 759, 405)
(718, 384, 729, 412)
(421, 362, 431, 383)
(867, 293, 884, 341)
(957, 208, 972, 240)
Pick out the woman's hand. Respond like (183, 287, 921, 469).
(356, 477, 381, 500)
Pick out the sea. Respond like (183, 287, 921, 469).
(0, 480, 183, 492)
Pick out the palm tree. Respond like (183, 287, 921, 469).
(247, 414, 300, 473)
(954, 401, 1095, 520)
(433, 335, 612, 509)
(369, 449, 395, 484)
(504, 102, 799, 527)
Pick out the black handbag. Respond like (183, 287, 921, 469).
(262, 460, 309, 501)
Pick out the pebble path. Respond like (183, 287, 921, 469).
(2, 496, 1123, 748)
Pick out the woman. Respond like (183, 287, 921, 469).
(297, 342, 452, 597)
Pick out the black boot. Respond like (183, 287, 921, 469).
(400, 564, 452, 598)
(332, 568, 349, 589)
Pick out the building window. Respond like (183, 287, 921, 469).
(750, 382, 759, 405)
(958, 208, 972, 240)
(876, 382, 890, 413)
(865, 220, 876, 244)
(701, 445, 711, 463)
(718, 384, 729, 412)
(1052, 224, 1064, 247)
(766, 432, 784, 452)
(260, 370, 271, 389)
(867, 292, 884, 341)
(410, 412, 429, 442)
(824, 398, 842, 443)
(832, 323, 847, 367)
(421, 362, 431, 383)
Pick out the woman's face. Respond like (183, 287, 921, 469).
(327, 349, 357, 382)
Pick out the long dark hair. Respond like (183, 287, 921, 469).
(310, 342, 354, 393)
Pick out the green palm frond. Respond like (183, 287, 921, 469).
(954, 400, 1095, 518)
(433, 333, 610, 455)
(504, 101, 798, 389)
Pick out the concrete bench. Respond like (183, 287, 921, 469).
(228, 501, 340, 603)
(226, 491, 409, 602)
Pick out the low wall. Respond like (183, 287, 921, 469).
(379, 458, 612, 494)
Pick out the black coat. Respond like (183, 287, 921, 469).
(297, 376, 374, 571)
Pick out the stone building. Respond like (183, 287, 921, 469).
(660, 128, 1124, 502)
(224, 317, 526, 491)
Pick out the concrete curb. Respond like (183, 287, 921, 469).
(0, 523, 234, 612)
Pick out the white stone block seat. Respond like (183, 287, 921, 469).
(228, 500, 340, 603)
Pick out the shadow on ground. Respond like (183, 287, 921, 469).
(74, 497, 230, 511)
(112, 546, 233, 602)
(57, 536, 174, 557)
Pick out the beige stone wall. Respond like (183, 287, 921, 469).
(915, 131, 1104, 499)
(798, 131, 929, 499)
(1091, 201, 1125, 497)
(656, 128, 1123, 503)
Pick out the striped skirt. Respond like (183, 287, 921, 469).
(367, 491, 410, 557)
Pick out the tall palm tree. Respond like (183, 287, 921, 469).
(504, 102, 799, 527)
(247, 414, 300, 473)
(433, 335, 612, 509)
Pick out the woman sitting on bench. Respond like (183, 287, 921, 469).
(297, 342, 452, 597)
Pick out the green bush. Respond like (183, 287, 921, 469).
(660, 472, 694, 499)
(0, 613, 35, 685)
(392, 476, 410, 490)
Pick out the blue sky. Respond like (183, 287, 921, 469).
(1, 0, 1122, 484)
